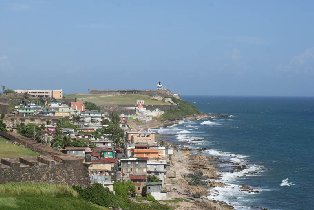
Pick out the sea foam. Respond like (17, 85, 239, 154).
(201, 120, 220, 126)
(280, 178, 295, 187)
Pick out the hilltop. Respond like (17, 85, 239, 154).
(65, 93, 171, 106)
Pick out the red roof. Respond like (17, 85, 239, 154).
(71, 101, 85, 112)
(129, 175, 147, 181)
(92, 158, 117, 164)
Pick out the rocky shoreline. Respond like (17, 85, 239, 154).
(164, 147, 234, 210)
(128, 113, 210, 131)
(128, 113, 236, 209)
(129, 113, 263, 209)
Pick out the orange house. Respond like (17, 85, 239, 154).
(133, 149, 159, 159)
(71, 101, 85, 112)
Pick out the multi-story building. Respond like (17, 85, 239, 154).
(15, 89, 63, 99)
(126, 131, 156, 146)
(120, 158, 148, 194)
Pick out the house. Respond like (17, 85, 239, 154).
(92, 147, 116, 159)
(62, 147, 92, 161)
(133, 149, 160, 159)
(89, 158, 117, 191)
(49, 103, 71, 117)
(90, 174, 114, 191)
(91, 139, 113, 148)
(120, 158, 147, 181)
(147, 159, 167, 185)
(126, 131, 156, 146)
(130, 175, 147, 194)
(78, 111, 105, 130)
(71, 101, 85, 112)
(144, 182, 162, 195)
(17, 108, 35, 116)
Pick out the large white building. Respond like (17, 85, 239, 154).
(15, 89, 63, 99)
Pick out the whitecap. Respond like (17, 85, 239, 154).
(185, 125, 198, 129)
(201, 120, 220, 126)
(177, 130, 191, 134)
(280, 178, 295, 187)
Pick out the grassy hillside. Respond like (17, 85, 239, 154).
(161, 97, 200, 121)
(0, 137, 38, 158)
(65, 93, 170, 106)
(0, 183, 107, 210)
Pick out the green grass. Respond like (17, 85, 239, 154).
(0, 138, 38, 158)
(161, 97, 200, 121)
(66, 93, 170, 106)
(0, 183, 107, 210)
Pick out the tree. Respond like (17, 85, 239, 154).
(100, 113, 124, 147)
(1, 85, 5, 94)
(57, 119, 78, 130)
(114, 181, 136, 198)
(84, 101, 100, 111)
(17, 123, 43, 142)
(0, 119, 6, 132)
(147, 175, 160, 182)
(3, 89, 15, 95)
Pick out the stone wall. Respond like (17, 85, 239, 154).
(3, 115, 62, 130)
(0, 132, 91, 186)
(0, 102, 9, 114)
(0, 155, 90, 186)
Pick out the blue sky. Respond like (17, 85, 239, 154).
(1, 0, 314, 96)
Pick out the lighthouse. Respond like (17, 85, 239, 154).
(157, 81, 163, 90)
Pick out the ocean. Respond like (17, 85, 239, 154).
(155, 96, 314, 210)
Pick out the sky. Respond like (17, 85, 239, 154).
(1, 0, 314, 96)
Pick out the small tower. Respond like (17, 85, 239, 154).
(157, 81, 163, 90)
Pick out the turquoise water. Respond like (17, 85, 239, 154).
(157, 96, 314, 209)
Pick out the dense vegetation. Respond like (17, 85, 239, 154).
(0, 119, 6, 132)
(74, 182, 171, 210)
(0, 183, 107, 210)
(17, 123, 43, 142)
(161, 97, 200, 121)
(99, 113, 124, 147)
(84, 101, 100, 111)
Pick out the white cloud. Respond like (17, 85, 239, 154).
(280, 48, 314, 74)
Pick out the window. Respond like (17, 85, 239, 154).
(138, 187, 140, 190)
(148, 187, 150, 189)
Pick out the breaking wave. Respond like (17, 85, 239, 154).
(280, 178, 295, 187)
(201, 120, 220, 126)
